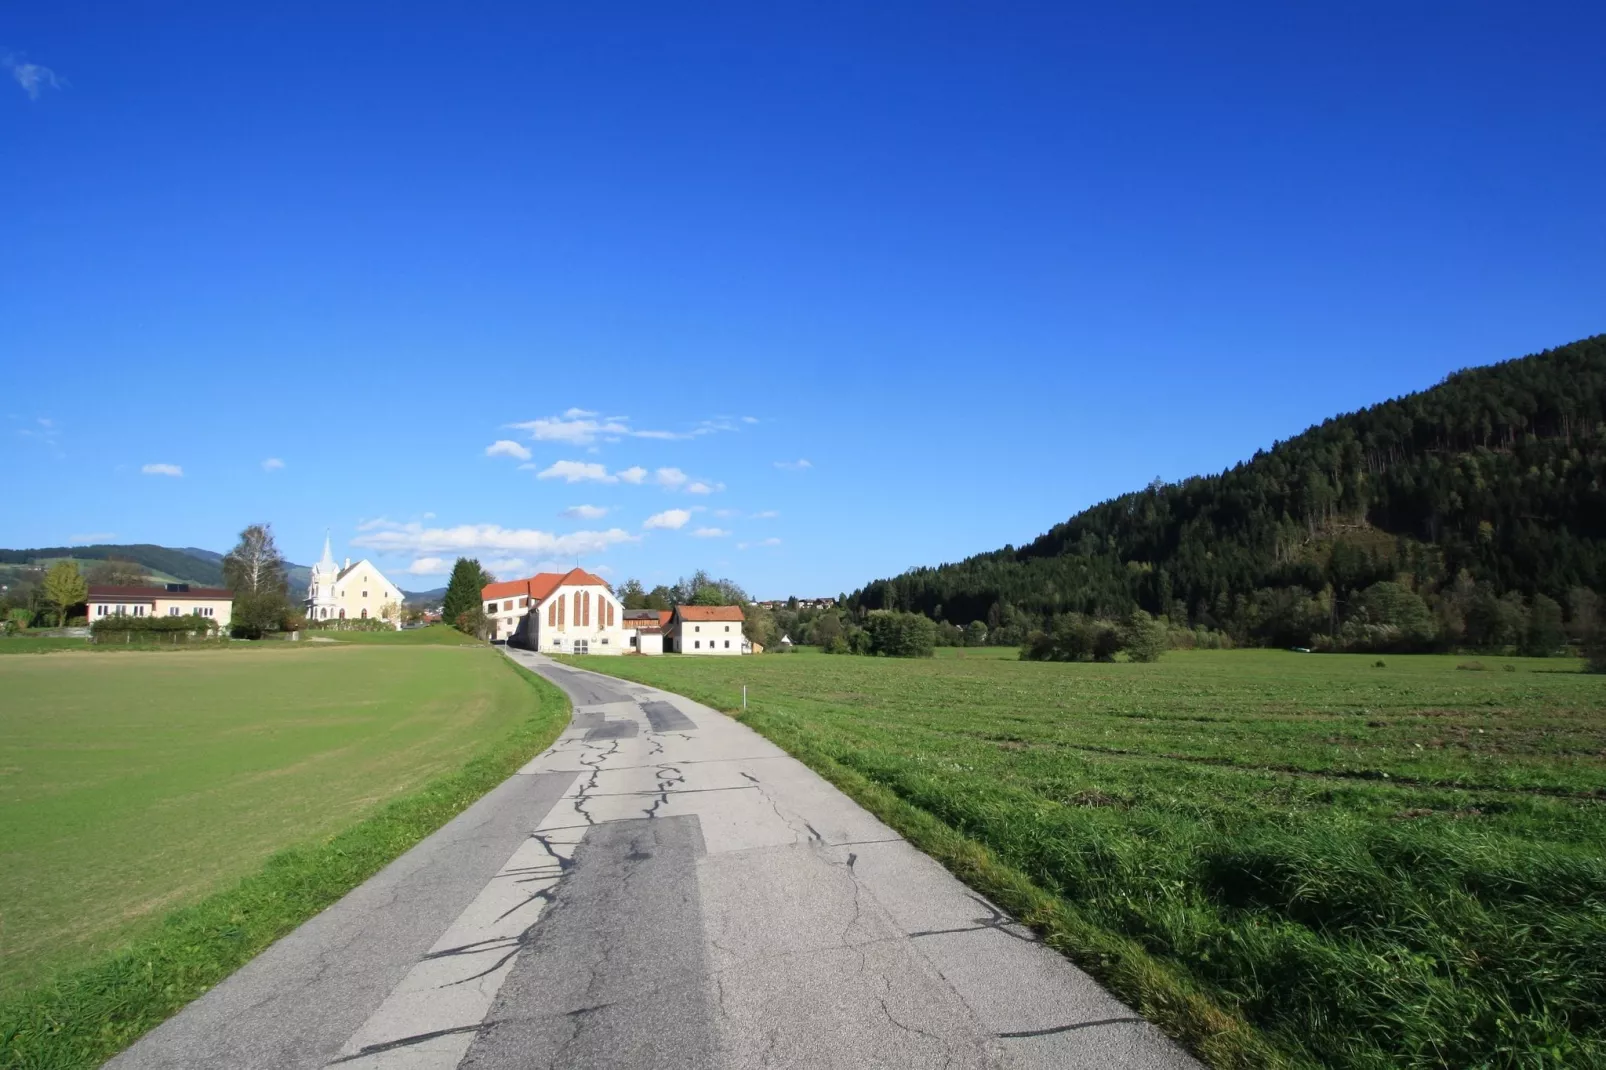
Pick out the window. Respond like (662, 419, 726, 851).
(521, 597, 529, 608)
(339, 609, 345, 619)
(363, 590, 368, 599)
(504, 600, 513, 611)
(134, 605, 145, 617)
(170, 607, 181, 616)
(694, 640, 701, 649)
(574, 639, 589, 654)
(600, 637, 608, 645)
(548, 600, 556, 626)
(724, 640, 730, 648)
(487, 602, 497, 614)
(361, 609, 368, 619)
(695, 625, 701, 633)
(96, 605, 107, 616)
(725, 625, 731, 632)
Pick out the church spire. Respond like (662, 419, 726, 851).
(319, 530, 336, 572)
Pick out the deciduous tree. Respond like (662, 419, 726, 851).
(43, 560, 87, 626)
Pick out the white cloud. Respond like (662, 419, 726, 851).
(537, 460, 616, 484)
(617, 466, 647, 484)
(3, 54, 62, 100)
(486, 439, 532, 461)
(751, 510, 780, 519)
(653, 467, 689, 489)
(484, 557, 531, 576)
(643, 509, 692, 531)
(506, 411, 745, 446)
(404, 557, 450, 575)
(262, 457, 285, 472)
(686, 481, 725, 495)
(352, 521, 637, 557)
(774, 459, 813, 471)
(563, 504, 609, 520)
(692, 527, 730, 538)
(141, 463, 183, 477)
(68, 532, 116, 545)
(742, 416, 760, 424)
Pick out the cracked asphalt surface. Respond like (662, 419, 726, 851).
(110, 651, 1200, 1069)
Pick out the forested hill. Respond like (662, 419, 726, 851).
(850, 334, 1606, 648)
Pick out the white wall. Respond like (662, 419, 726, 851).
(529, 583, 627, 655)
(675, 620, 745, 655)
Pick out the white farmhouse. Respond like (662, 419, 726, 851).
(668, 605, 748, 654)
(305, 535, 407, 627)
(483, 568, 628, 654)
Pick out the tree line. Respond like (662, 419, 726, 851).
(847, 335, 1606, 661)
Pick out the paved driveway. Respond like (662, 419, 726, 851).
(111, 650, 1199, 1069)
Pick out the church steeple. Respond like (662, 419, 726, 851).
(318, 531, 337, 573)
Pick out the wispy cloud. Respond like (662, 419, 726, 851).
(618, 466, 647, 484)
(261, 457, 285, 472)
(774, 459, 812, 471)
(686, 481, 725, 495)
(751, 510, 780, 519)
(352, 520, 637, 556)
(68, 532, 116, 545)
(141, 463, 183, 477)
(3, 53, 62, 100)
(741, 416, 760, 424)
(486, 439, 532, 461)
(506, 410, 745, 446)
(643, 509, 692, 531)
(692, 527, 730, 538)
(536, 460, 616, 484)
(562, 504, 609, 520)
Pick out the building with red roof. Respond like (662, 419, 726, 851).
(481, 567, 623, 653)
(669, 603, 750, 655)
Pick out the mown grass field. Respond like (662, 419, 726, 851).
(0, 640, 553, 1001)
(572, 648, 1606, 1070)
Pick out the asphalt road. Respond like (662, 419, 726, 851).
(110, 650, 1200, 1070)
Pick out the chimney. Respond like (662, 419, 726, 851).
(344, 557, 351, 569)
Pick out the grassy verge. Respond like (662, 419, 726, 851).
(306, 625, 481, 646)
(569, 649, 1606, 1069)
(0, 653, 569, 1070)
(0, 637, 90, 655)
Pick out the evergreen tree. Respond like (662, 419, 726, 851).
(442, 557, 490, 633)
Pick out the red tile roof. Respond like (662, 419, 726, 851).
(674, 605, 746, 623)
(482, 568, 613, 603)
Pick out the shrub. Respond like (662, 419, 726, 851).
(1121, 610, 1167, 663)
(863, 611, 935, 658)
(91, 614, 219, 644)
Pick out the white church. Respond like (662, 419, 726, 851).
(305, 535, 407, 628)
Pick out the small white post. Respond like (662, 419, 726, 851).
(742, 685, 748, 710)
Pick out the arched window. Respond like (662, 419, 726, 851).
(548, 599, 556, 626)
(339, 609, 345, 619)
(361, 608, 368, 619)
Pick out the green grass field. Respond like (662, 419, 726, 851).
(0, 641, 553, 1000)
(572, 648, 1606, 1069)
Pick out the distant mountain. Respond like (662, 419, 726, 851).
(402, 586, 445, 606)
(850, 334, 1606, 648)
(0, 543, 311, 592)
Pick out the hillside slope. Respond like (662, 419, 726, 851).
(851, 335, 1606, 648)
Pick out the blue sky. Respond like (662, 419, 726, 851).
(4, 3, 1603, 597)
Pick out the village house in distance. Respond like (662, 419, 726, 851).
(304, 535, 406, 627)
(88, 584, 233, 628)
(482, 571, 752, 655)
